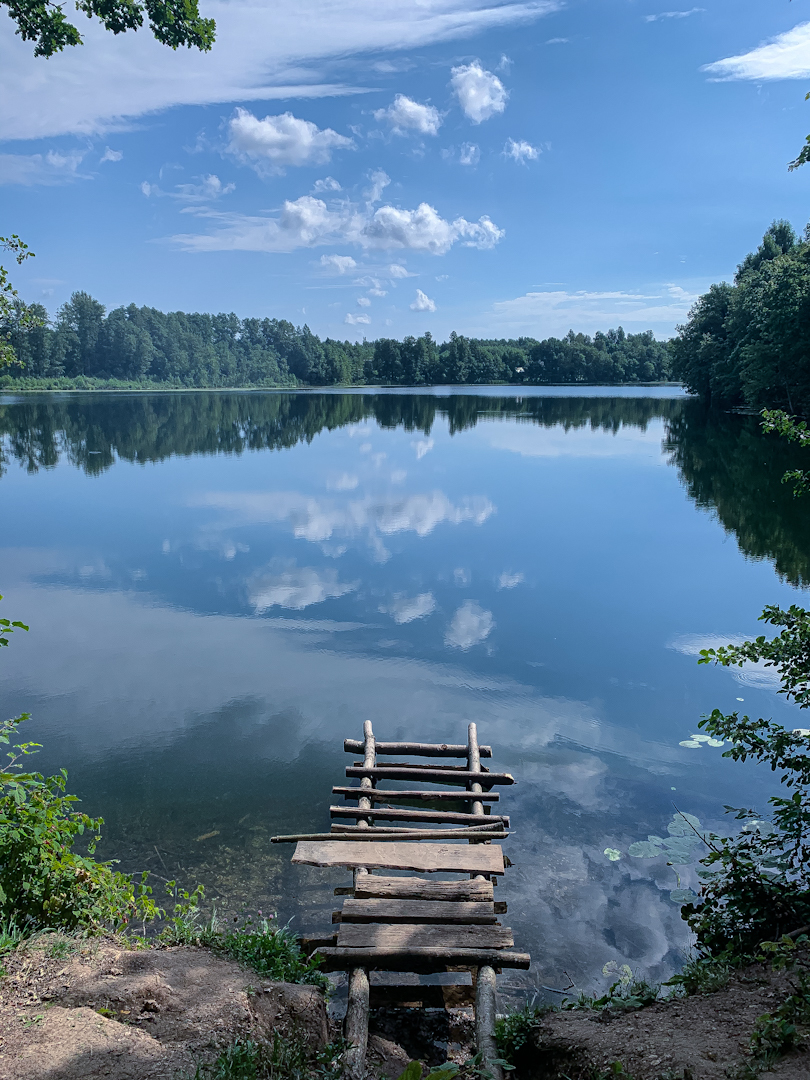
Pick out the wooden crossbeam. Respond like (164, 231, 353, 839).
(333, 787, 500, 803)
(330, 805, 509, 827)
(337, 922, 514, 950)
(339, 898, 498, 924)
(316, 947, 531, 972)
(345, 766, 514, 787)
(292, 840, 505, 875)
(345, 740, 492, 758)
(352, 876, 495, 902)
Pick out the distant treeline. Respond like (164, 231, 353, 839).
(0, 291, 673, 388)
(672, 220, 810, 415)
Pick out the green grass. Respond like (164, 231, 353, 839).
(189, 1032, 348, 1080)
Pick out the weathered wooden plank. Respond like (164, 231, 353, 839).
(292, 841, 505, 875)
(337, 923, 514, 950)
(345, 740, 492, 759)
(300, 933, 338, 955)
(369, 984, 475, 1009)
(330, 805, 509, 827)
(494, 901, 508, 915)
(345, 766, 513, 787)
(330, 824, 508, 840)
(340, 898, 498, 924)
(353, 876, 494, 902)
(315, 947, 531, 972)
(333, 787, 500, 803)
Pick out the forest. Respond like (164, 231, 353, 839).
(0, 292, 672, 388)
(672, 220, 810, 415)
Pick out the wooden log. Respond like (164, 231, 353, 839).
(344, 966, 369, 1080)
(345, 766, 514, 787)
(337, 923, 514, 950)
(330, 825, 509, 841)
(369, 984, 475, 1009)
(333, 787, 500, 803)
(353, 761, 491, 773)
(345, 740, 492, 758)
(340, 898, 498, 924)
(292, 840, 505, 875)
(353, 876, 494, 902)
(476, 964, 502, 1080)
(330, 805, 509, 827)
(316, 947, 531, 972)
(494, 902, 508, 915)
(300, 933, 338, 955)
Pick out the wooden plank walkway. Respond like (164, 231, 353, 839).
(272, 721, 528, 1080)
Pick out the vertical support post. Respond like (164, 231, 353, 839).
(344, 720, 375, 1080)
(468, 722, 503, 1080)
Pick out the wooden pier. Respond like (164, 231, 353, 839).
(272, 721, 529, 1079)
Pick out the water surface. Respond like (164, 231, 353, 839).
(2, 389, 809, 999)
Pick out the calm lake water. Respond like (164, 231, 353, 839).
(2, 388, 810, 1001)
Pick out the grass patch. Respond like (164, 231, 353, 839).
(190, 1032, 348, 1080)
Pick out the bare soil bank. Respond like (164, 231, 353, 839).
(1, 936, 809, 1079)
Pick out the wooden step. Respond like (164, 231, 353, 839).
(339, 898, 498, 924)
(333, 787, 500, 803)
(316, 947, 531, 972)
(292, 841, 505, 875)
(352, 876, 495, 902)
(344, 740, 492, 759)
(337, 923, 514, 950)
(345, 766, 514, 787)
(330, 805, 509, 827)
(369, 984, 475, 1008)
(299, 933, 338, 955)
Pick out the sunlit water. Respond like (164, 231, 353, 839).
(2, 388, 809, 1002)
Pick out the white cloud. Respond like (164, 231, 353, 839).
(498, 571, 524, 589)
(320, 253, 357, 273)
(174, 193, 504, 255)
(410, 289, 437, 312)
(644, 8, 703, 23)
(381, 592, 437, 624)
(0, 149, 85, 186)
(388, 263, 411, 278)
(250, 564, 357, 611)
(374, 94, 443, 135)
(545, 36, 568, 43)
(357, 296, 372, 306)
(504, 138, 539, 164)
(368, 287, 388, 297)
(450, 61, 508, 123)
(703, 21, 810, 81)
(175, 174, 236, 201)
(412, 437, 434, 458)
(365, 169, 391, 204)
(327, 473, 359, 490)
(668, 634, 781, 688)
(487, 283, 700, 337)
(459, 142, 480, 166)
(345, 312, 371, 324)
(445, 601, 494, 649)
(100, 147, 123, 163)
(313, 176, 342, 192)
(226, 107, 354, 173)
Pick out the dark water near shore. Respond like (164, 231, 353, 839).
(2, 388, 810, 1002)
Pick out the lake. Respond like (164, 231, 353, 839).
(1, 388, 809, 1002)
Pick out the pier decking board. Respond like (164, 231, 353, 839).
(332, 786, 500, 803)
(344, 766, 514, 787)
(291, 840, 505, 875)
(316, 947, 531, 972)
(337, 922, 514, 950)
(329, 805, 509, 827)
(351, 875, 495, 901)
(340, 898, 498, 924)
(344, 740, 492, 758)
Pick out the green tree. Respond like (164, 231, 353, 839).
(2, 0, 215, 58)
(0, 236, 41, 369)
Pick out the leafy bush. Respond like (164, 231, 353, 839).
(190, 1032, 348, 1080)
(494, 1001, 551, 1062)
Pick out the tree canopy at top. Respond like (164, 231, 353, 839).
(2, 0, 215, 57)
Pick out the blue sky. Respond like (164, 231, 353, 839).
(2, 0, 810, 342)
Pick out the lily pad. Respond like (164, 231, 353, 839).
(706, 738, 725, 747)
(689, 734, 712, 743)
(604, 848, 622, 862)
(628, 840, 665, 859)
(679, 740, 702, 748)
(668, 812, 702, 837)
(670, 889, 699, 904)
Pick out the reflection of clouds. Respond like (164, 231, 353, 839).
(445, 600, 494, 649)
(412, 438, 434, 459)
(478, 420, 665, 460)
(669, 633, 781, 688)
(193, 489, 494, 562)
(250, 563, 357, 611)
(327, 473, 358, 491)
(381, 592, 436, 624)
(498, 570, 524, 589)
(454, 567, 470, 586)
